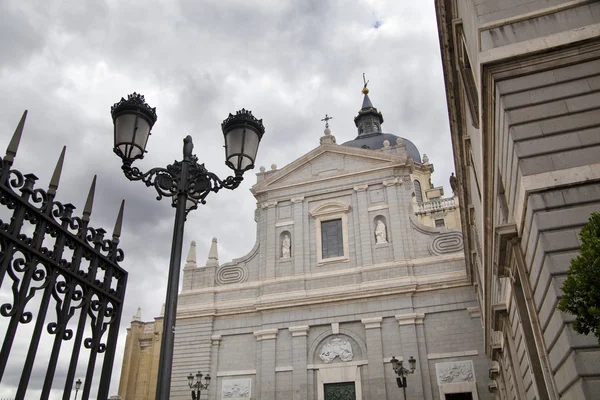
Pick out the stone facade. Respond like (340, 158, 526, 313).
(117, 308, 164, 400)
(165, 99, 492, 399)
(435, 1, 600, 399)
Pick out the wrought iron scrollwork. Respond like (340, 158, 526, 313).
(0, 112, 128, 400)
(121, 138, 243, 212)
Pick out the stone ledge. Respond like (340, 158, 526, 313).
(254, 328, 279, 341)
(427, 350, 478, 360)
(216, 369, 257, 377)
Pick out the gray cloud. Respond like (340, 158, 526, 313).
(0, 0, 454, 398)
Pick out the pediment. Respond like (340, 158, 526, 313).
(252, 144, 406, 194)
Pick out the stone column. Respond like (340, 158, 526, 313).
(289, 325, 310, 400)
(291, 196, 305, 275)
(362, 317, 386, 399)
(209, 335, 221, 400)
(396, 314, 425, 398)
(254, 329, 279, 400)
(383, 177, 405, 261)
(354, 184, 373, 266)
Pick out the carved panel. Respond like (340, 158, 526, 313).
(403, 175, 412, 190)
(216, 264, 249, 285)
(429, 231, 464, 255)
(319, 337, 354, 363)
(222, 378, 251, 398)
(435, 361, 475, 384)
(369, 188, 385, 204)
(278, 204, 292, 220)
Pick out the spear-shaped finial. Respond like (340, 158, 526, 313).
(48, 146, 66, 196)
(112, 199, 125, 240)
(82, 175, 97, 222)
(4, 110, 28, 163)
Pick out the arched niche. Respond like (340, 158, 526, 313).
(373, 215, 389, 244)
(280, 231, 292, 259)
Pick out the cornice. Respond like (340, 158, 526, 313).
(177, 271, 471, 319)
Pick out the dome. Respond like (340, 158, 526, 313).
(341, 133, 422, 163)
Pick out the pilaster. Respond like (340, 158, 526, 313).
(254, 329, 278, 400)
(383, 178, 405, 260)
(264, 201, 277, 279)
(361, 317, 386, 399)
(395, 314, 425, 398)
(291, 196, 305, 275)
(289, 325, 310, 400)
(354, 184, 373, 266)
(209, 335, 221, 400)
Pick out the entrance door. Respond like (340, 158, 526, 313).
(324, 382, 356, 400)
(445, 393, 474, 400)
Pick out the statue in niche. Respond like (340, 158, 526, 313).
(282, 233, 291, 258)
(375, 220, 388, 244)
(319, 337, 353, 363)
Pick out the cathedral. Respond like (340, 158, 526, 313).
(117, 87, 494, 400)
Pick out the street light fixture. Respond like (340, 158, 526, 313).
(110, 93, 265, 400)
(187, 371, 211, 400)
(390, 356, 417, 399)
(74, 378, 82, 400)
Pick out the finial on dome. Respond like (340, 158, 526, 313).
(362, 73, 369, 94)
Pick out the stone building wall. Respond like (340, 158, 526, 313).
(435, 0, 600, 398)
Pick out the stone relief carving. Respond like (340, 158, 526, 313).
(403, 175, 412, 190)
(375, 220, 387, 244)
(435, 361, 474, 384)
(222, 378, 251, 398)
(319, 337, 353, 363)
(429, 231, 464, 255)
(216, 264, 249, 285)
(282, 233, 291, 258)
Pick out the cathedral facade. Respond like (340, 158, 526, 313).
(132, 89, 494, 400)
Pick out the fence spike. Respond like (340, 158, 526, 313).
(112, 199, 125, 239)
(82, 175, 97, 221)
(48, 146, 66, 195)
(4, 110, 28, 163)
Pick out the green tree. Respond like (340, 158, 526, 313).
(558, 212, 600, 343)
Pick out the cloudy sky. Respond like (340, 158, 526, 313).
(0, 0, 453, 398)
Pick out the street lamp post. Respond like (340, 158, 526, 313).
(187, 371, 211, 400)
(110, 93, 265, 400)
(74, 379, 82, 400)
(390, 356, 417, 399)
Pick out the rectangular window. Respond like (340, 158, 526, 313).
(435, 218, 445, 228)
(321, 219, 344, 259)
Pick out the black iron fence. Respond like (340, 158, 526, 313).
(0, 111, 128, 399)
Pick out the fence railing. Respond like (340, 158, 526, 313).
(0, 111, 127, 400)
(414, 196, 457, 214)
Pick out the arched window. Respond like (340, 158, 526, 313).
(414, 180, 423, 202)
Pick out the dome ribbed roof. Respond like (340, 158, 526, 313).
(341, 133, 422, 162)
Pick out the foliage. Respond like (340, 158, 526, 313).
(558, 212, 600, 343)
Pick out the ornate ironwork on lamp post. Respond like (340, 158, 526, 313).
(187, 371, 211, 400)
(110, 93, 265, 400)
(390, 356, 417, 399)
